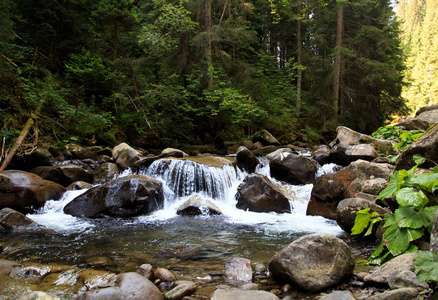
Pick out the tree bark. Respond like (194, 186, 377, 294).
(296, 2, 303, 113)
(333, 2, 344, 123)
(205, 0, 213, 89)
(0, 117, 34, 171)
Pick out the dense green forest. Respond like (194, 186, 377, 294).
(0, 0, 408, 153)
(397, 0, 438, 112)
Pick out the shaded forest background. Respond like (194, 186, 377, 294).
(0, 0, 433, 153)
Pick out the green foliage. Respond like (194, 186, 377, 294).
(352, 155, 438, 265)
(414, 251, 438, 282)
(351, 208, 383, 236)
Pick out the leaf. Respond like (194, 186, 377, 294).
(365, 215, 383, 236)
(411, 173, 438, 193)
(414, 251, 438, 282)
(394, 207, 434, 229)
(395, 187, 429, 208)
(351, 208, 372, 235)
(378, 171, 402, 200)
(382, 224, 424, 256)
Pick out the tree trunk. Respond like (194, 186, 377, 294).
(205, 0, 213, 89)
(0, 117, 34, 171)
(333, 2, 343, 123)
(296, 2, 303, 113)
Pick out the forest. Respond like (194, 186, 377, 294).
(0, 0, 430, 154)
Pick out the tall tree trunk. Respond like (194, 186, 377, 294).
(205, 0, 213, 89)
(296, 2, 303, 113)
(333, 2, 343, 123)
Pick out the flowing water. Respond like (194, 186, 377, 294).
(1, 158, 347, 274)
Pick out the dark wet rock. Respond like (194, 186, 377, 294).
(112, 143, 143, 170)
(236, 146, 260, 173)
(312, 145, 331, 165)
(388, 270, 429, 290)
(91, 162, 119, 184)
(329, 126, 394, 165)
(154, 268, 178, 282)
(367, 287, 419, 300)
(64, 175, 164, 218)
(137, 264, 154, 280)
(307, 160, 394, 219)
(224, 257, 253, 283)
(66, 181, 93, 190)
(252, 130, 280, 146)
(0, 170, 66, 212)
(211, 289, 279, 300)
(30, 164, 93, 186)
(345, 144, 379, 162)
(0, 208, 52, 234)
(319, 291, 356, 300)
(236, 173, 291, 213)
(165, 280, 197, 300)
(336, 198, 389, 234)
(10, 147, 55, 171)
(177, 195, 223, 216)
(268, 233, 355, 292)
(269, 152, 318, 185)
(78, 272, 164, 300)
(364, 253, 416, 285)
(64, 143, 98, 160)
(396, 124, 438, 170)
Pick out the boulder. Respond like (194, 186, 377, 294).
(236, 146, 260, 173)
(164, 280, 196, 300)
(78, 272, 164, 300)
(112, 143, 143, 169)
(224, 257, 253, 283)
(345, 144, 379, 162)
(416, 109, 438, 125)
(307, 160, 394, 219)
(252, 130, 280, 146)
(0, 207, 51, 234)
(319, 291, 356, 300)
(154, 268, 177, 282)
(269, 152, 318, 185)
(364, 253, 416, 285)
(161, 148, 188, 158)
(10, 147, 55, 171)
(64, 143, 98, 160)
(12, 291, 60, 300)
(67, 181, 93, 190)
(329, 126, 394, 165)
(137, 264, 154, 280)
(268, 233, 355, 292)
(312, 145, 331, 165)
(388, 270, 429, 290)
(367, 287, 419, 300)
(396, 124, 438, 170)
(31, 164, 93, 186)
(236, 173, 291, 213)
(63, 175, 164, 218)
(211, 289, 279, 300)
(91, 162, 119, 184)
(392, 117, 429, 131)
(176, 195, 223, 216)
(336, 198, 389, 234)
(0, 170, 66, 211)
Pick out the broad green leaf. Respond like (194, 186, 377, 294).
(395, 187, 429, 208)
(383, 224, 424, 256)
(383, 212, 397, 227)
(414, 251, 438, 282)
(367, 242, 393, 265)
(411, 173, 438, 193)
(378, 171, 402, 200)
(351, 208, 371, 235)
(365, 215, 383, 236)
(394, 207, 434, 229)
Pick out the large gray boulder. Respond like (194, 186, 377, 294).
(396, 124, 438, 170)
(269, 152, 318, 185)
(64, 175, 164, 218)
(78, 272, 164, 300)
(91, 162, 119, 184)
(252, 130, 280, 146)
(0, 170, 66, 212)
(224, 257, 253, 283)
(268, 233, 355, 292)
(364, 253, 416, 285)
(112, 143, 143, 170)
(236, 173, 291, 213)
(31, 164, 93, 186)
